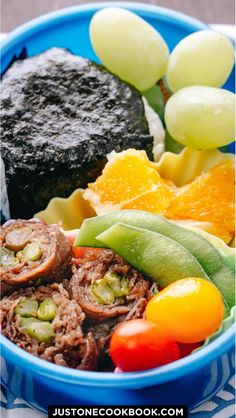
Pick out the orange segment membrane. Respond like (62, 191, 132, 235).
(165, 160, 235, 237)
(122, 185, 174, 214)
(172, 220, 233, 245)
(86, 149, 174, 208)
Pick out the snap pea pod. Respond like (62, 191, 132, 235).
(76, 210, 234, 309)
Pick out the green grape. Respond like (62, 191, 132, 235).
(90, 8, 169, 91)
(166, 30, 234, 92)
(164, 86, 235, 149)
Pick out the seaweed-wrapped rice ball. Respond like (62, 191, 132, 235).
(1, 48, 154, 217)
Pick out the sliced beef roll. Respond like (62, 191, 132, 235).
(0, 282, 98, 370)
(0, 220, 72, 295)
(69, 249, 153, 352)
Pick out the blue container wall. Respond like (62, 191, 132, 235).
(1, 3, 235, 413)
(1, 345, 234, 413)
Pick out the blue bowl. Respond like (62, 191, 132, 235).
(1, 2, 235, 413)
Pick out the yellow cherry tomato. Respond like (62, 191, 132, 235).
(145, 278, 224, 343)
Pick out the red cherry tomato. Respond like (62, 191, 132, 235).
(179, 342, 202, 358)
(71, 246, 93, 258)
(110, 319, 180, 372)
(65, 230, 102, 258)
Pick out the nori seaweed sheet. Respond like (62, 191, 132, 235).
(1, 48, 153, 218)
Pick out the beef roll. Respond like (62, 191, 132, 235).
(0, 220, 72, 295)
(0, 282, 98, 370)
(69, 249, 153, 351)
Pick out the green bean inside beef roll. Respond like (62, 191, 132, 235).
(69, 249, 154, 352)
(0, 282, 98, 370)
(0, 220, 72, 295)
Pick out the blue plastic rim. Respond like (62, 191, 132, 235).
(1, 2, 210, 55)
(0, 322, 234, 387)
(0, 2, 210, 75)
(0, 0, 235, 392)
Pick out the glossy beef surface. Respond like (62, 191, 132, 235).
(0, 220, 72, 294)
(0, 282, 98, 370)
(70, 249, 154, 354)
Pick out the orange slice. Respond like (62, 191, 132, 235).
(165, 160, 235, 237)
(84, 149, 234, 243)
(122, 184, 174, 214)
(172, 220, 233, 244)
(84, 149, 174, 214)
